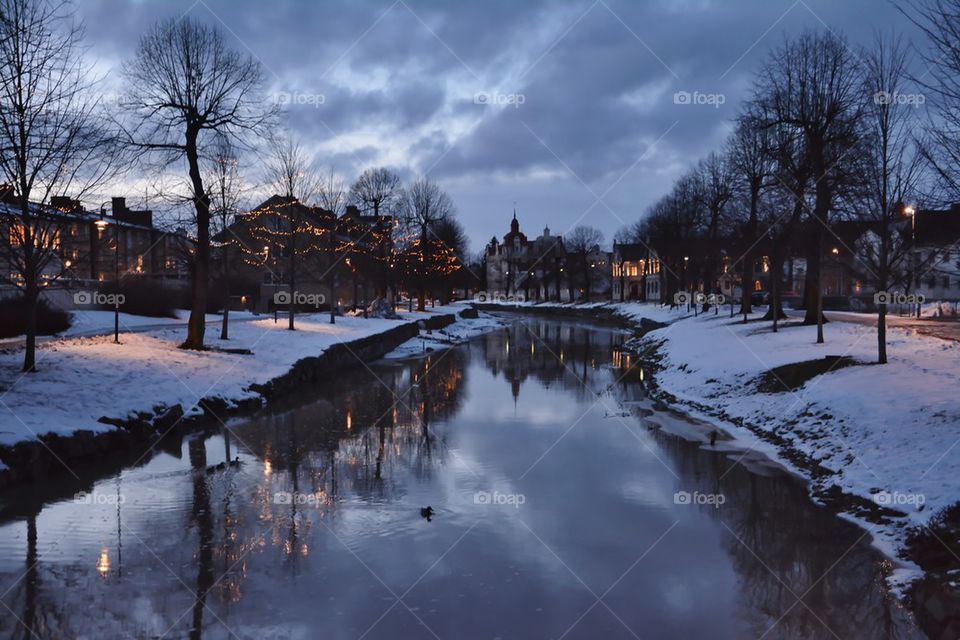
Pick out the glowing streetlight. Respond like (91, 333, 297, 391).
(905, 205, 919, 317)
(97, 203, 121, 344)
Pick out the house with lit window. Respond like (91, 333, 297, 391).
(611, 243, 661, 302)
(1, 188, 191, 307)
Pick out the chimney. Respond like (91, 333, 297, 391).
(0, 184, 15, 204)
(51, 196, 82, 212)
(346, 204, 361, 218)
(110, 196, 153, 227)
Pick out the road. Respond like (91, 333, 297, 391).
(786, 308, 960, 342)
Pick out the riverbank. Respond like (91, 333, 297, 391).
(0, 304, 502, 487)
(472, 299, 690, 327)
(631, 307, 960, 632)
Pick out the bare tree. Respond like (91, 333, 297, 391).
(350, 167, 403, 302)
(754, 29, 863, 343)
(565, 225, 604, 302)
(265, 136, 320, 204)
(907, 0, 960, 204)
(253, 138, 329, 329)
(0, 0, 124, 372)
(729, 112, 775, 320)
(858, 33, 924, 363)
(122, 16, 275, 350)
(207, 135, 244, 340)
(645, 171, 704, 306)
(766, 117, 813, 332)
(400, 177, 455, 311)
(429, 216, 467, 303)
(316, 167, 347, 216)
(694, 151, 735, 310)
(350, 167, 403, 218)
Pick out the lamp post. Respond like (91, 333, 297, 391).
(97, 203, 120, 344)
(905, 205, 918, 318)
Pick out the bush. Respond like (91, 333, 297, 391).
(100, 279, 178, 318)
(0, 296, 72, 339)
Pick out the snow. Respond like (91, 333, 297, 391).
(383, 311, 506, 359)
(637, 308, 960, 580)
(475, 299, 691, 325)
(0, 305, 501, 449)
(0, 308, 264, 348)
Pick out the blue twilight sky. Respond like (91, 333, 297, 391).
(78, 0, 918, 253)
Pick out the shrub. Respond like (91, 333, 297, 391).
(100, 279, 178, 318)
(0, 296, 72, 339)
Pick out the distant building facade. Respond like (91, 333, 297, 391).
(485, 212, 574, 301)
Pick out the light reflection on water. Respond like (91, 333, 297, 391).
(0, 317, 921, 639)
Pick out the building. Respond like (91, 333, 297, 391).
(486, 212, 571, 301)
(775, 205, 960, 310)
(220, 196, 394, 312)
(1, 189, 191, 307)
(910, 205, 960, 302)
(611, 243, 663, 302)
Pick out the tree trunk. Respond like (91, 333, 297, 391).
(220, 247, 230, 340)
(288, 264, 296, 331)
(740, 184, 758, 318)
(771, 251, 780, 333)
(878, 302, 887, 364)
(329, 268, 336, 324)
(22, 281, 38, 372)
(182, 129, 210, 350)
(578, 255, 589, 302)
(802, 222, 820, 325)
(763, 245, 787, 329)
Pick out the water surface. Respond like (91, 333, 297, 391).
(0, 316, 920, 639)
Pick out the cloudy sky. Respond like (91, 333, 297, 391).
(79, 0, 916, 253)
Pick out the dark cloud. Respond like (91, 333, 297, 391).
(79, 0, 916, 250)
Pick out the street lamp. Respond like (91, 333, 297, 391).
(905, 205, 918, 318)
(97, 203, 120, 344)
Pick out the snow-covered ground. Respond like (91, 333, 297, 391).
(0, 309, 266, 349)
(475, 299, 691, 324)
(384, 311, 505, 358)
(0, 305, 501, 449)
(638, 309, 960, 587)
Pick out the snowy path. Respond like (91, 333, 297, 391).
(784, 308, 960, 343)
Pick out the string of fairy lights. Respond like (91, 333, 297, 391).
(234, 198, 461, 286)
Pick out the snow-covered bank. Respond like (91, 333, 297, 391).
(384, 311, 505, 359)
(474, 299, 691, 325)
(637, 309, 960, 586)
(0, 305, 501, 451)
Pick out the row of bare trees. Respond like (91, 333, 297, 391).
(0, 0, 467, 372)
(621, 5, 960, 364)
(210, 137, 467, 331)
